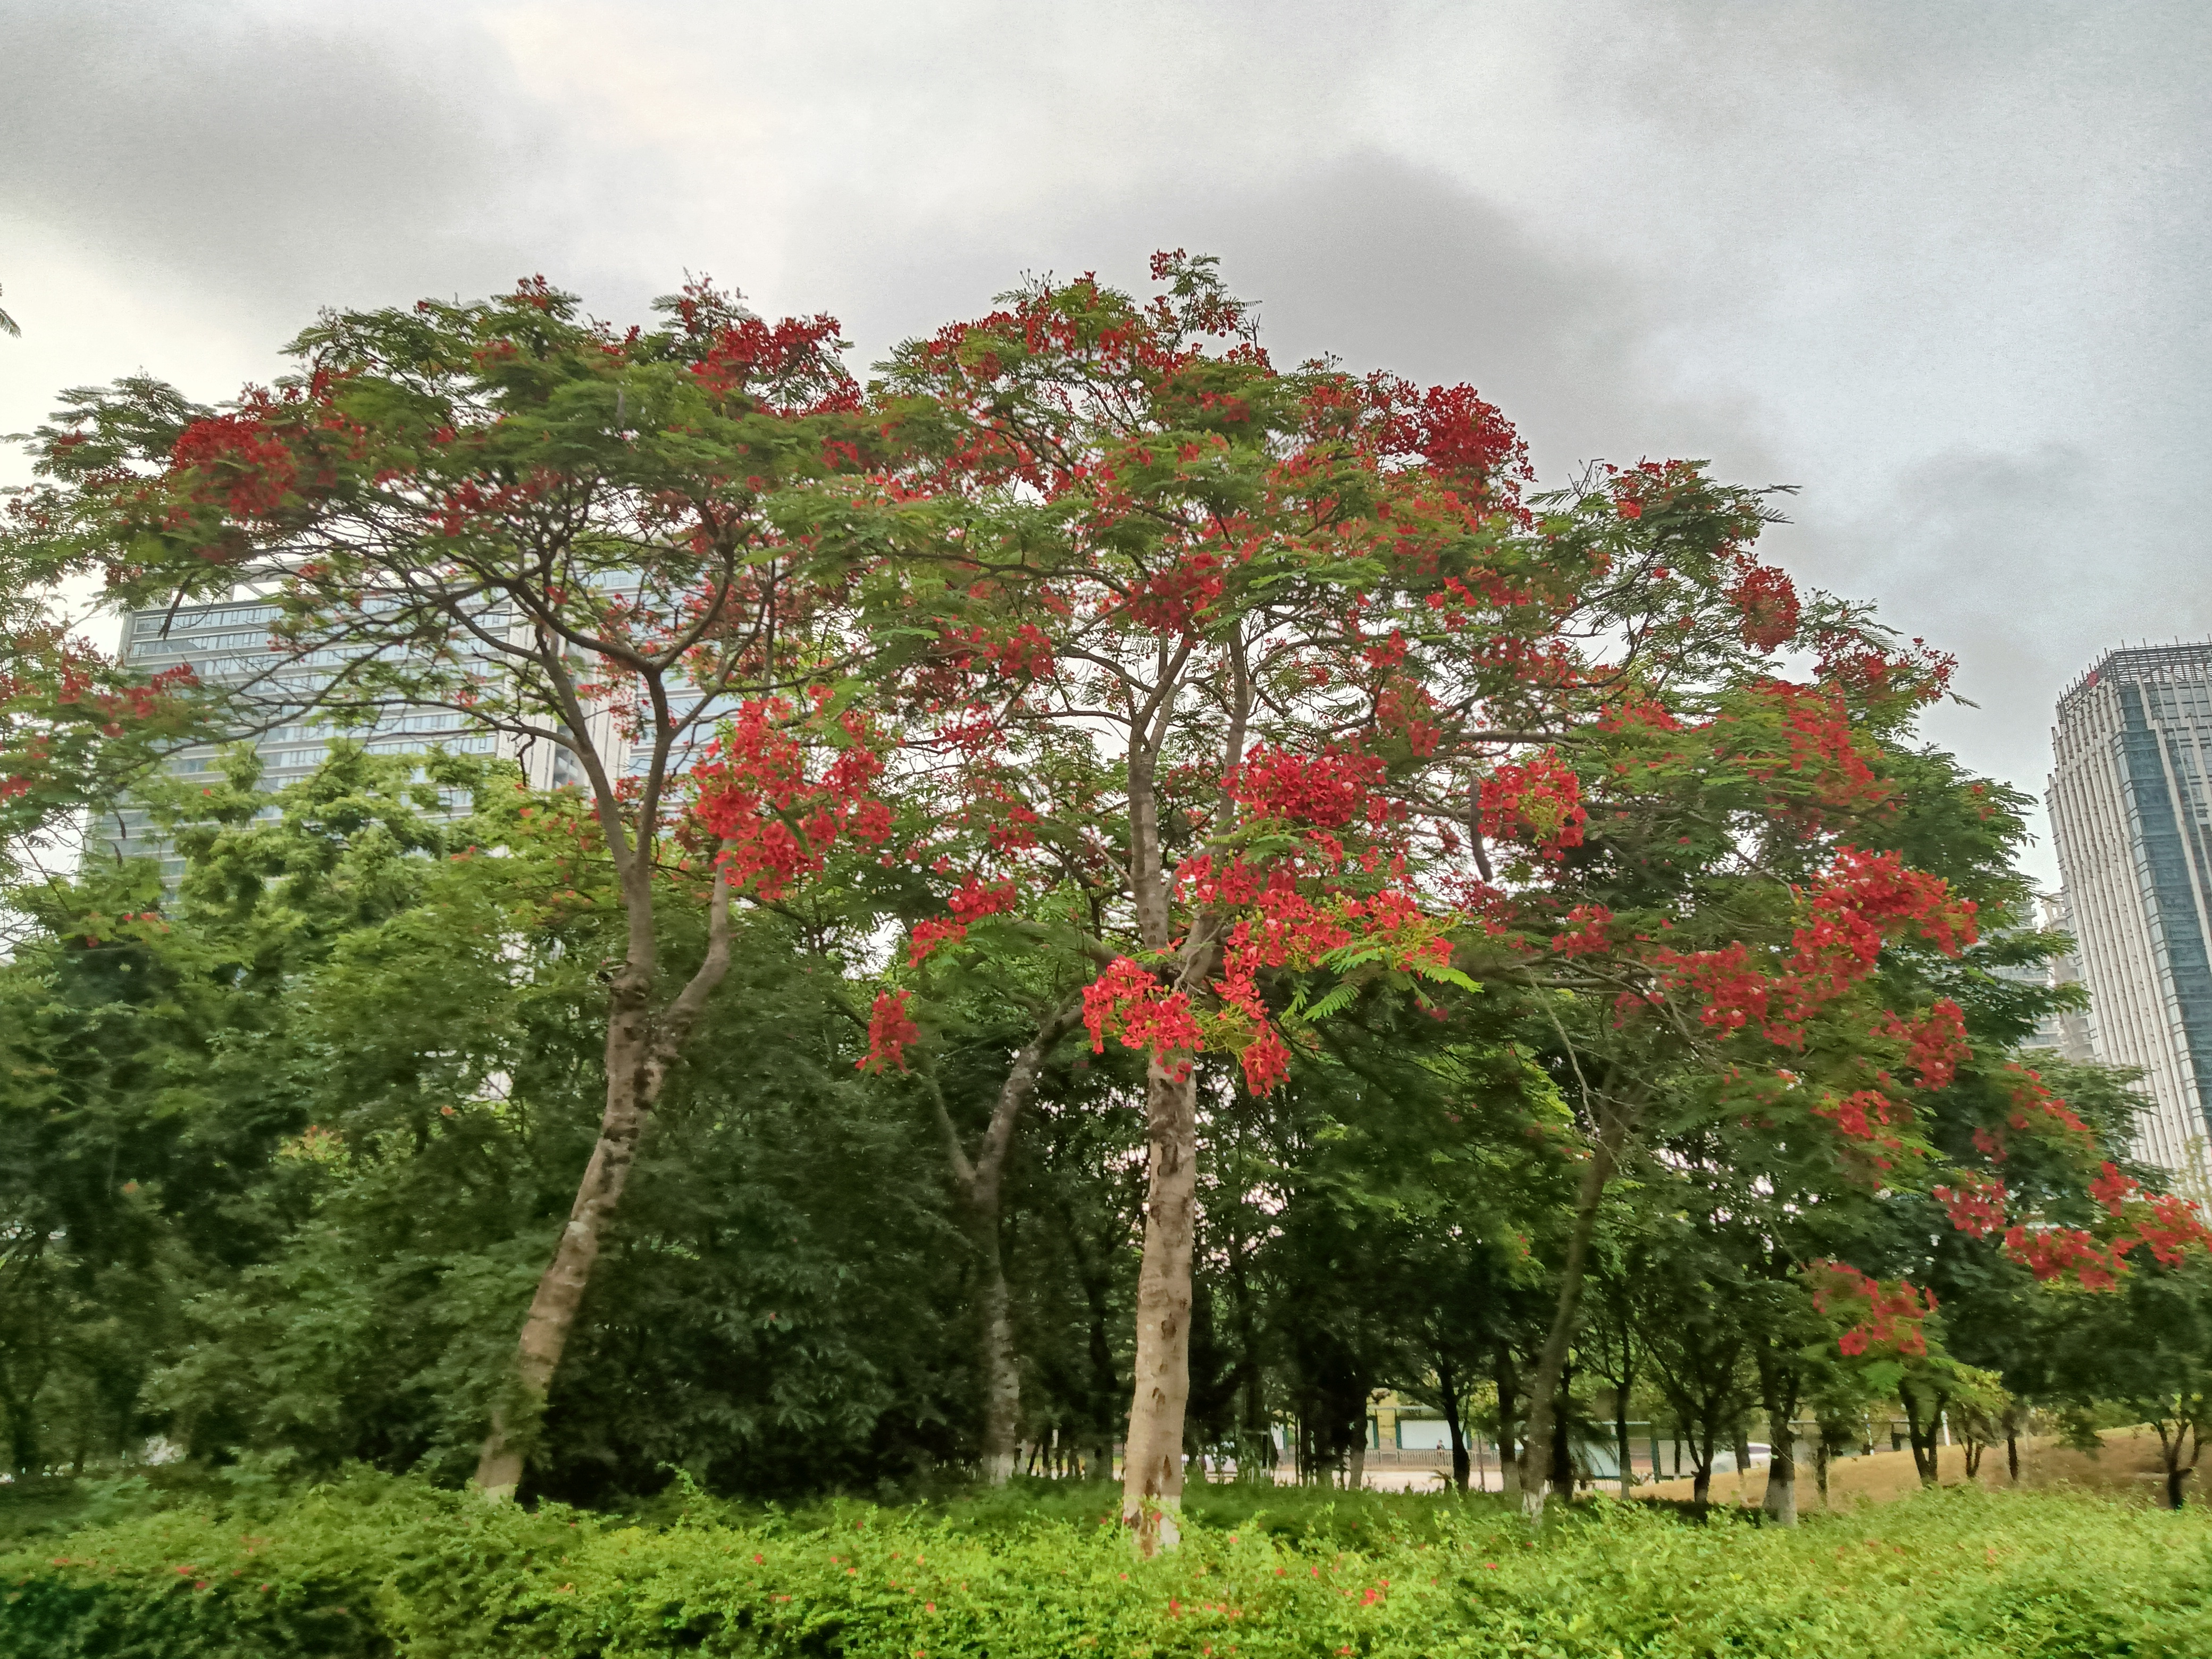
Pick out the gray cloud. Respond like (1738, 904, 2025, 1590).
(4, 0, 2205, 886)
(0, 0, 617, 321)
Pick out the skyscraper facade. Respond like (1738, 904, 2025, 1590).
(2026, 892, 2097, 1063)
(2048, 642, 2212, 1177)
(100, 593, 585, 882)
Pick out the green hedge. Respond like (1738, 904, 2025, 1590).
(7, 1477, 2212, 1657)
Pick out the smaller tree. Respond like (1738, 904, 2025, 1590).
(1638, 1240, 1758, 1512)
(2048, 1257, 2212, 1509)
(1580, 1256, 1643, 1501)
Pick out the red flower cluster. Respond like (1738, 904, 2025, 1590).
(2007, 1170, 2212, 1277)
(1402, 382, 1527, 492)
(1657, 850, 1974, 1061)
(1122, 550, 1230, 636)
(859, 991, 920, 1074)
(908, 875, 1019, 964)
(1083, 958, 1204, 1076)
(1815, 634, 1958, 711)
(686, 313, 861, 415)
(1477, 751, 1586, 859)
(1239, 1026, 1292, 1094)
(1549, 904, 1614, 959)
(2089, 1161, 2141, 1216)
(1996, 1064, 2090, 1139)
(1806, 1260, 1935, 1358)
(1658, 941, 1768, 1033)
(1815, 1087, 1902, 1145)
(171, 403, 299, 520)
(985, 623, 1054, 678)
(1230, 745, 1386, 830)
(1932, 1172, 2009, 1239)
(1788, 846, 1973, 987)
(2126, 1194, 2212, 1267)
(1728, 563, 1802, 653)
(1775, 684, 1884, 810)
(1594, 693, 1681, 733)
(2002, 1225, 2123, 1291)
(1881, 999, 1970, 1090)
(690, 700, 891, 900)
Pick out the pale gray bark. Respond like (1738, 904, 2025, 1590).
(475, 860, 734, 1496)
(1119, 1057, 1199, 1551)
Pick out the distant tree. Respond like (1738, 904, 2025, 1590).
(2047, 1258, 2212, 1509)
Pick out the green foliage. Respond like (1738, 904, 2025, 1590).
(10, 1479, 2212, 1657)
(0, 749, 977, 1499)
(4, 261, 2205, 1540)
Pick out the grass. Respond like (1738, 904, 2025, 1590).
(1639, 1427, 2182, 1510)
(7, 1470, 2212, 1656)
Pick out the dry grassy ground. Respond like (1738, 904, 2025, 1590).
(1634, 1427, 2183, 1509)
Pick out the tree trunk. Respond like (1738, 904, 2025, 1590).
(1514, 1103, 1632, 1521)
(1549, 1394, 1575, 1496)
(2006, 1426, 2019, 1484)
(3, 1403, 35, 1480)
(473, 993, 655, 1496)
(1436, 1358, 1470, 1493)
(1120, 1057, 1200, 1554)
(1228, 1236, 1272, 1485)
(978, 1237, 1019, 1485)
(1347, 1437, 1367, 1492)
(1901, 1389, 1945, 1488)
(1814, 1436, 1831, 1508)
(1614, 1386, 1635, 1500)
(1732, 1423, 1753, 1504)
(1762, 1436, 1797, 1525)
(932, 1003, 1078, 1487)
(1758, 1364, 1800, 1526)
(1494, 1346, 1521, 1497)
(474, 866, 733, 1498)
(1691, 1460, 1712, 1511)
(2168, 1459, 2191, 1510)
(1066, 1206, 1122, 1485)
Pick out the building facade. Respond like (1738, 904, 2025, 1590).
(2016, 893, 2097, 1063)
(101, 593, 584, 881)
(2047, 642, 2212, 1177)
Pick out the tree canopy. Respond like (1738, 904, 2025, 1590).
(2, 256, 2203, 1536)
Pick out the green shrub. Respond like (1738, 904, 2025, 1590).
(8, 1476, 2212, 1657)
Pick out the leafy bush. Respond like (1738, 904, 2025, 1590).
(8, 1476, 2212, 1657)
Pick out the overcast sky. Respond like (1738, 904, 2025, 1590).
(5, 0, 2206, 882)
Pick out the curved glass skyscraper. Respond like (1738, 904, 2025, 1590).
(2048, 642, 2212, 1178)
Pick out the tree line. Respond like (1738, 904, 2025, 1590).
(3, 257, 2206, 1542)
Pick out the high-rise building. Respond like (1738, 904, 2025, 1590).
(2026, 893, 2097, 1062)
(2047, 641, 2212, 1178)
(100, 594, 583, 882)
(2000, 892, 2096, 1063)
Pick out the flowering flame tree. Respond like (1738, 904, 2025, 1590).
(4, 278, 889, 1496)
(855, 254, 2204, 1537)
(7, 256, 2201, 1535)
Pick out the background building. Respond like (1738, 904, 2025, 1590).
(2020, 893, 2097, 1062)
(2047, 641, 2212, 1178)
(99, 593, 584, 882)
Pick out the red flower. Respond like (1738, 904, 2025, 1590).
(859, 991, 920, 1074)
(1477, 751, 1586, 859)
(1083, 959, 1203, 1072)
(1239, 1026, 1292, 1095)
